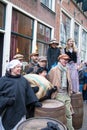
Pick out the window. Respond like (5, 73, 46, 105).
(74, 23, 79, 47)
(0, 2, 5, 29)
(81, 29, 87, 60)
(36, 42, 48, 56)
(41, 0, 55, 12)
(10, 35, 31, 62)
(60, 12, 71, 46)
(37, 22, 51, 42)
(37, 22, 51, 55)
(41, 0, 52, 9)
(11, 9, 33, 37)
(11, 9, 34, 61)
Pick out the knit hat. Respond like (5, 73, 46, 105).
(6, 59, 22, 71)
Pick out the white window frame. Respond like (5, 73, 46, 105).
(41, 0, 55, 12)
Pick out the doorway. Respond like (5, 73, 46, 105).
(0, 33, 4, 77)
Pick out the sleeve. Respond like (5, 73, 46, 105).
(48, 69, 58, 87)
(47, 48, 52, 70)
(0, 78, 15, 114)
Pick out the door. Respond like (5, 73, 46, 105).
(0, 33, 4, 77)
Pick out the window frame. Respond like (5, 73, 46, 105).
(41, 0, 55, 13)
(0, 2, 6, 30)
(10, 9, 34, 61)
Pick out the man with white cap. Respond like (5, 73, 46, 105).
(0, 59, 42, 130)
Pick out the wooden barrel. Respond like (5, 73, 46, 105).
(71, 92, 83, 129)
(35, 99, 67, 125)
(17, 117, 67, 130)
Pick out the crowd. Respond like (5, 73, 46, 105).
(0, 38, 87, 130)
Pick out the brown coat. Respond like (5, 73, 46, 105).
(48, 66, 72, 95)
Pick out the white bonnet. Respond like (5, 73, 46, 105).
(6, 59, 22, 71)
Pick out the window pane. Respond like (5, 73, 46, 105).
(60, 12, 71, 46)
(36, 42, 48, 56)
(37, 22, 51, 42)
(10, 35, 32, 62)
(0, 2, 5, 29)
(12, 9, 33, 37)
(74, 23, 79, 48)
(42, 0, 52, 9)
(81, 30, 87, 60)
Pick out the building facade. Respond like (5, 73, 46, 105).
(0, 0, 87, 76)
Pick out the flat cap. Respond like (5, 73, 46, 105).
(30, 52, 39, 57)
(13, 54, 24, 60)
(58, 54, 70, 60)
(38, 56, 47, 62)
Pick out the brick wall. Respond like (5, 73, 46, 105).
(8, 0, 87, 41)
(8, 0, 56, 27)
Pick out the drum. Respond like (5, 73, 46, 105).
(17, 117, 67, 130)
(35, 99, 67, 125)
(71, 92, 83, 129)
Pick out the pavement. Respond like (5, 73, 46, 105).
(79, 102, 87, 130)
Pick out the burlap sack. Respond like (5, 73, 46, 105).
(24, 74, 53, 99)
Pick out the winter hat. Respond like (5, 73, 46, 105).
(6, 59, 22, 71)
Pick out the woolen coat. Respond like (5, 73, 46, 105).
(48, 65, 72, 95)
(0, 73, 38, 130)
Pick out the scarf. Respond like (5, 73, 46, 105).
(57, 62, 67, 88)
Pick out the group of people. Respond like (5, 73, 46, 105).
(0, 37, 86, 130)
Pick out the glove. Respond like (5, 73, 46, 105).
(46, 87, 57, 99)
(46, 89, 52, 99)
(46, 86, 57, 99)
(53, 86, 57, 92)
(32, 86, 39, 93)
(7, 97, 15, 106)
(41, 122, 60, 130)
(34, 101, 42, 107)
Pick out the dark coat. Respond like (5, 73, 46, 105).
(64, 48, 77, 63)
(0, 73, 38, 130)
(47, 47, 60, 70)
(25, 61, 38, 74)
